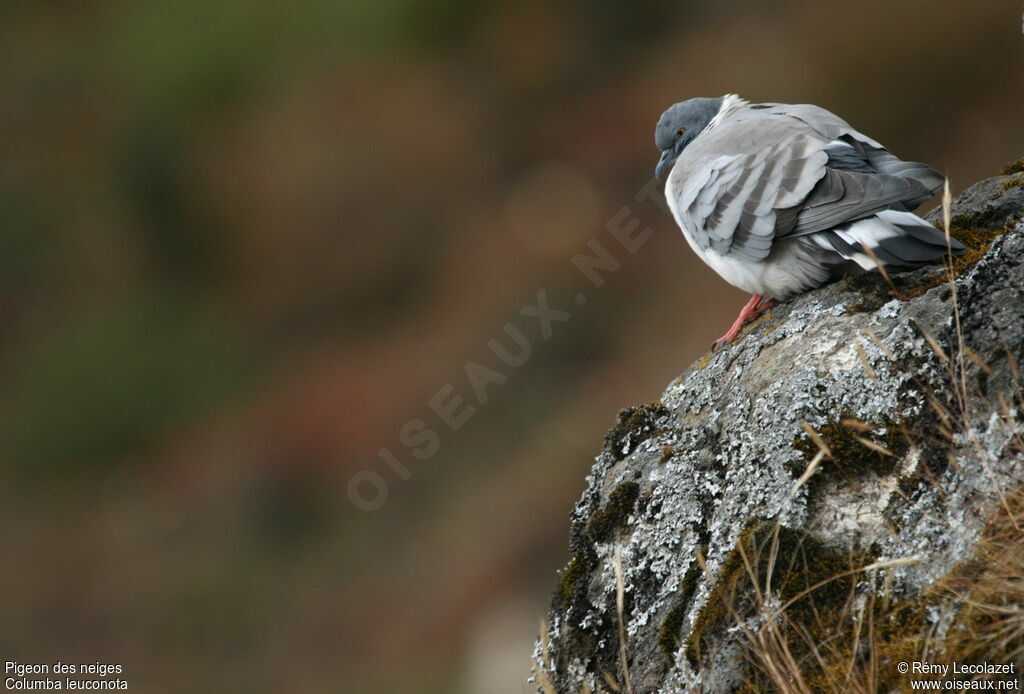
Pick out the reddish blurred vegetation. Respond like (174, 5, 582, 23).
(0, 1, 1021, 692)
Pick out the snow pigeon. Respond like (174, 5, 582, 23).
(654, 94, 963, 346)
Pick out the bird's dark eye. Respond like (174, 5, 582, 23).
(676, 127, 686, 137)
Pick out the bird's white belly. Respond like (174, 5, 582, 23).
(664, 167, 830, 300)
(679, 226, 827, 300)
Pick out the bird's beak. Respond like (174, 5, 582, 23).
(655, 150, 674, 179)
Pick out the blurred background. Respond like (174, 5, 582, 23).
(0, 1, 1021, 692)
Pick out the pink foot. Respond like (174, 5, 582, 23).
(713, 294, 775, 348)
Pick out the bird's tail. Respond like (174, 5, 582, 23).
(814, 210, 964, 271)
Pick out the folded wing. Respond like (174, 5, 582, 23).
(668, 108, 945, 264)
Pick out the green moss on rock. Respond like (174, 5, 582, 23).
(790, 417, 908, 491)
(736, 485, 1024, 691)
(845, 272, 897, 313)
(658, 564, 701, 660)
(686, 520, 868, 680)
(901, 222, 1008, 299)
(603, 401, 670, 460)
(555, 552, 592, 610)
(587, 481, 640, 543)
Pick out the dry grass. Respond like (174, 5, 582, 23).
(731, 497, 1024, 693)
(942, 488, 1024, 666)
(732, 182, 1024, 692)
(727, 516, 925, 694)
(613, 547, 635, 694)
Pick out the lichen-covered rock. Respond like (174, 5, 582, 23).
(534, 169, 1024, 693)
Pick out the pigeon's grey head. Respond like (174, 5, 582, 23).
(654, 97, 723, 178)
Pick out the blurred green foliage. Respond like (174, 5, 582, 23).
(0, 188, 54, 300)
(2, 293, 247, 478)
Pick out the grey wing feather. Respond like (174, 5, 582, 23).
(864, 149, 944, 196)
(779, 103, 944, 196)
(824, 137, 943, 203)
(771, 103, 883, 147)
(786, 167, 936, 236)
(672, 122, 829, 262)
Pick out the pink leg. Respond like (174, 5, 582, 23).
(713, 294, 775, 348)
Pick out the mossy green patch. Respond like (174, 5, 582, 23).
(790, 417, 908, 493)
(795, 594, 939, 692)
(658, 564, 701, 660)
(555, 552, 592, 610)
(603, 401, 670, 460)
(900, 221, 1009, 299)
(658, 601, 690, 663)
(734, 485, 1024, 691)
(845, 271, 897, 313)
(800, 511, 1023, 691)
(686, 520, 868, 679)
(587, 481, 640, 544)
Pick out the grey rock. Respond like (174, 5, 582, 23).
(534, 171, 1024, 693)
(923, 172, 1024, 229)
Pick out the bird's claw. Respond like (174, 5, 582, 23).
(711, 294, 775, 350)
